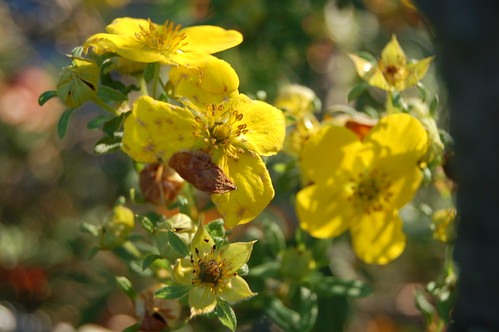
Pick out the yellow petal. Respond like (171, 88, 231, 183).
(217, 275, 256, 303)
(104, 17, 150, 35)
(172, 258, 194, 285)
(221, 241, 256, 274)
(181, 25, 243, 54)
(380, 162, 423, 209)
(169, 57, 239, 104)
(211, 152, 274, 228)
(405, 56, 434, 87)
(348, 54, 391, 91)
(189, 286, 217, 316)
(364, 114, 427, 165)
(85, 33, 167, 63)
(121, 96, 197, 163)
(380, 35, 407, 67)
(296, 183, 353, 239)
(300, 125, 362, 184)
(240, 96, 286, 156)
(190, 223, 215, 255)
(350, 210, 406, 264)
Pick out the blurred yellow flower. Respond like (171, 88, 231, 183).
(431, 207, 457, 243)
(296, 114, 427, 264)
(121, 93, 285, 228)
(84, 17, 243, 66)
(348, 35, 433, 91)
(172, 225, 256, 316)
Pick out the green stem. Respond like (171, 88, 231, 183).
(151, 62, 160, 99)
(386, 91, 395, 114)
(92, 96, 119, 115)
(139, 74, 149, 97)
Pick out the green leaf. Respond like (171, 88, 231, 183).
(347, 81, 369, 102)
(249, 261, 280, 279)
(136, 215, 155, 234)
(216, 300, 237, 332)
(38, 90, 58, 106)
(116, 276, 137, 300)
(93, 136, 122, 154)
(309, 277, 371, 298)
(88, 246, 100, 259)
(417, 82, 428, 102)
(267, 298, 300, 332)
(298, 287, 319, 332)
(142, 254, 161, 271)
(356, 51, 378, 64)
(167, 231, 190, 257)
(206, 219, 226, 239)
(264, 222, 286, 257)
(154, 285, 190, 299)
(237, 263, 249, 277)
(87, 114, 112, 130)
(97, 85, 128, 101)
(58, 108, 75, 139)
(80, 222, 99, 236)
(414, 287, 435, 325)
(144, 62, 157, 83)
(70, 46, 84, 58)
(103, 112, 128, 137)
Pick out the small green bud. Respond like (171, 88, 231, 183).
(100, 205, 135, 249)
(57, 58, 99, 108)
(280, 247, 316, 281)
(154, 213, 197, 260)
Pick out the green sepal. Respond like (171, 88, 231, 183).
(355, 51, 378, 64)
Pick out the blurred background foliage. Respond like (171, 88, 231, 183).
(0, 0, 449, 331)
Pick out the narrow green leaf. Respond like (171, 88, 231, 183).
(264, 222, 286, 257)
(97, 85, 128, 101)
(154, 285, 190, 299)
(417, 82, 428, 102)
(298, 287, 319, 332)
(142, 254, 161, 271)
(310, 277, 371, 298)
(167, 231, 190, 257)
(144, 62, 157, 83)
(93, 136, 122, 154)
(102, 112, 128, 137)
(267, 298, 300, 332)
(88, 246, 100, 259)
(58, 108, 75, 139)
(356, 51, 378, 64)
(70, 46, 84, 58)
(216, 300, 237, 332)
(87, 114, 112, 130)
(116, 276, 137, 300)
(38, 91, 58, 106)
(80, 222, 99, 236)
(347, 81, 369, 102)
(136, 215, 155, 234)
(249, 261, 280, 279)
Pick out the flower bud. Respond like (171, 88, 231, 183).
(99, 205, 135, 249)
(274, 84, 320, 121)
(57, 58, 99, 108)
(280, 247, 316, 281)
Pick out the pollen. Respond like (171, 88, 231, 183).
(135, 19, 188, 55)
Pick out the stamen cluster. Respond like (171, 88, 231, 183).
(135, 19, 188, 55)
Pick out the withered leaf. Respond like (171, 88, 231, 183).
(168, 151, 237, 194)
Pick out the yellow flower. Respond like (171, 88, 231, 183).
(84, 17, 243, 67)
(296, 114, 428, 264)
(172, 225, 256, 316)
(348, 35, 434, 91)
(274, 84, 319, 121)
(121, 94, 285, 228)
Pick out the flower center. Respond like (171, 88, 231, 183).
(193, 103, 249, 159)
(381, 64, 406, 86)
(348, 169, 393, 213)
(198, 260, 222, 284)
(135, 19, 187, 55)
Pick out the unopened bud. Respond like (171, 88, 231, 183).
(100, 205, 135, 249)
(57, 58, 99, 108)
